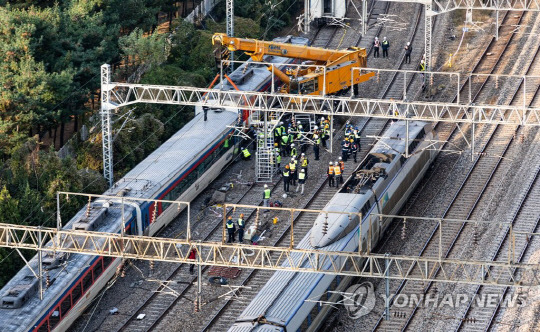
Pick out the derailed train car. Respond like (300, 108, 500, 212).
(0, 35, 310, 332)
(229, 120, 439, 331)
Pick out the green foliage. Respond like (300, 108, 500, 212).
(119, 28, 170, 69)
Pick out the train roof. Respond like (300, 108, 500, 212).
(232, 223, 359, 331)
(0, 111, 238, 332)
(108, 110, 238, 198)
(370, 121, 428, 156)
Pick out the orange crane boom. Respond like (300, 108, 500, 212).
(212, 33, 374, 96)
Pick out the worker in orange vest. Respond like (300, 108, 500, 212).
(328, 162, 335, 187)
(334, 161, 343, 185)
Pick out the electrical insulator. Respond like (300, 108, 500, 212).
(151, 201, 158, 223)
(85, 196, 92, 218)
(150, 261, 155, 272)
(194, 298, 199, 312)
(46, 273, 51, 288)
(401, 219, 407, 240)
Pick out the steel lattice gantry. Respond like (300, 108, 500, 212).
(104, 82, 540, 125)
(1, 222, 540, 287)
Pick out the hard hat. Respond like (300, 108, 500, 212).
(407, 42, 410, 46)
(228, 216, 232, 220)
(291, 143, 295, 147)
(280, 121, 284, 125)
(285, 165, 290, 168)
(375, 37, 379, 40)
(321, 116, 325, 120)
(339, 157, 342, 160)
(274, 143, 278, 147)
(240, 213, 244, 217)
(383, 36, 387, 40)
(298, 125, 303, 129)
(335, 161, 339, 165)
(301, 169, 305, 172)
(329, 162, 333, 165)
(297, 121, 301, 124)
(264, 184, 268, 188)
(301, 153, 305, 156)
(314, 126, 319, 130)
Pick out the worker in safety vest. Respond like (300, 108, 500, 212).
(296, 169, 306, 195)
(313, 132, 321, 160)
(237, 214, 245, 242)
(274, 143, 282, 170)
(334, 161, 343, 185)
(328, 162, 335, 187)
(290, 143, 298, 158)
(263, 184, 271, 207)
(281, 134, 290, 156)
(289, 157, 297, 186)
(226, 216, 236, 243)
(338, 157, 345, 173)
(321, 125, 330, 148)
(300, 153, 309, 179)
(341, 139, 350, 162)
(274, 125, 282, 147)
(350, 138, 358, 162)
(354, 129, 361, 146)
(283, 165, 290, 192)
(241, 147, 251, 160)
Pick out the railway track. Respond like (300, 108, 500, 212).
(200, 2, 437, 329)
(450, 37, 540, 332)
(111, 1, 431, 330)
(368, 8, 540, 332)
(117, 177, 261, 331)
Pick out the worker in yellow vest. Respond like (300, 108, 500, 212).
(226, 216, 236, 243)
(334, 161, 343, 185)
(289, 158, 297, 186)
(237, 214, 245, 242)
(296, 169, 306, 195)
(241, 147, 251, 160)
(263, 184, 271, 207)
(282, 165, 290, 192)
(300, 153, 309, 179)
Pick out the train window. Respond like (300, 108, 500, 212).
(103, 256, 113, 268)
(60, 296, 71, 317)
(37, 321, 49, 332)
(94, 260, 104, 278)
(72, 282, 82, 304)
(49, 308, 60, 328)
(82, 272, 92, 293)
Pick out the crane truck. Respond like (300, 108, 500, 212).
(212, 33, 374, 96)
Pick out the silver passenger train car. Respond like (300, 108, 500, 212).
(0, 36, 309, 332)
(229, 121, 439, 331)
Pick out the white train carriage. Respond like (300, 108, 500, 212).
(310, 0, 349, 26)
(0, 35, 310, 332)
(229, 121, 439, 331)
(0, 110, 239, 332)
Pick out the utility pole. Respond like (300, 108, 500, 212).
(100, 64, 114, 187)
(226, 0, 234, 71)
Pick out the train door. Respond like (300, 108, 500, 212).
(324, 0, 332, 14)
(370, 198, 380, 250)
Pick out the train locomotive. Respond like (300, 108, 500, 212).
(229, 120, 439, 331)
(0, 36, 309, 332)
